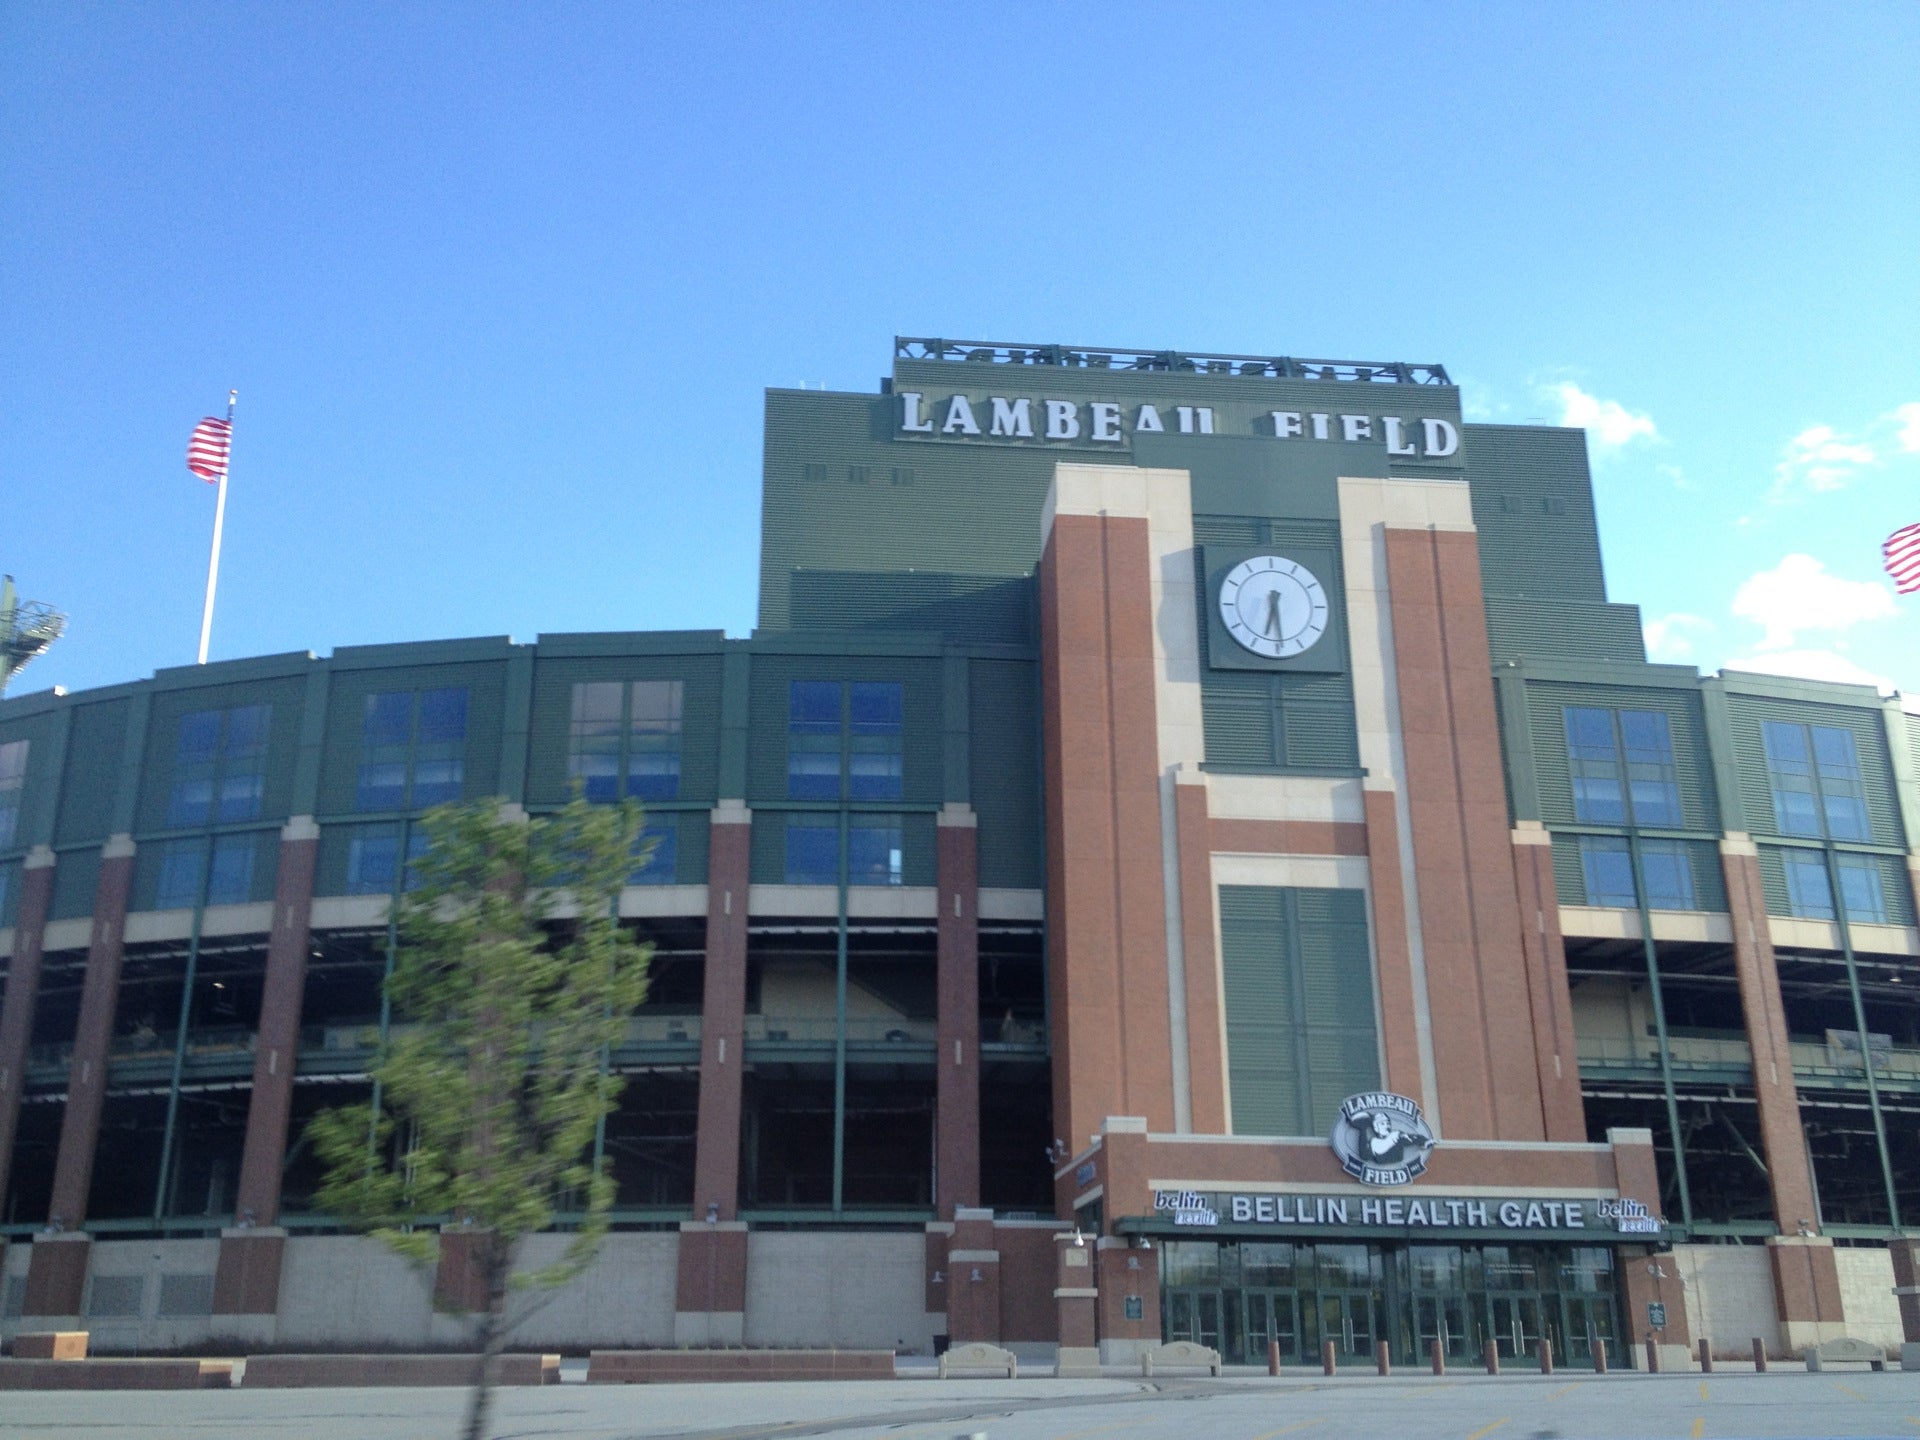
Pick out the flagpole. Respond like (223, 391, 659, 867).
(196, 389, 237, 665)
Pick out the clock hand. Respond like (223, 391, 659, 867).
(1266, 586, 1282, 637)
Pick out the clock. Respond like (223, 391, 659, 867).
(1218, 555, 1329, 659)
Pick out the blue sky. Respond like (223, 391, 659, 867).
(3, 3, 1915, 698)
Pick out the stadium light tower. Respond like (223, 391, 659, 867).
(0, 574, 66, 696)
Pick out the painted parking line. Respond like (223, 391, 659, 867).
(1832, 1381, 1868, 1401)
(1543, 1382, 1585, 1401)
(1689, 1419, 1704, 1440)
(1699, 1381, 1709, 1400)
(1463, 1420, 1509, 1440)
(1244, 1421, 1331, 1440)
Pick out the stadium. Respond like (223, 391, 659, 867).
(0, 336, 1915, 1366)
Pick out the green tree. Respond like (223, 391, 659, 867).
(309, 795, 653, 1440)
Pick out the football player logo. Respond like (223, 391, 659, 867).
(1330, 1092, 1436, 1186)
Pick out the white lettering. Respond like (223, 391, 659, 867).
(1361, 1199, 1382, 1224)
(1271, 411, 1304, 439)
(1385, 1198, 1405, 1225)
(1134, 403, 1164, 433)
(1090, 402, 1123, 443)
(1310, 413, 1331, 440)
(1340, 414, 1373, 442)
(1499, 1202, 1523, 1227)
(1382, 416, 1416, 456)
(1407, 1200, 1428, 1226)
(1567, 1205, 1585, 1228)
(1327, 1199, 1348, 1223)
(900, 392, 933, 433)
(1422, 418, 1460, 457)
(989, 397, 1032, 437)
(1175, 406, 1193, 433)
(1525, 1203, 1546, 1228)
(941, 395, 980, 436)
(1447, 1201, 1464, 1225)
(1045, 400, 1081, 440)
(1256, 1196, 1275, 1222)
(1466, 1202, 1489, 1226)
(1232, 1195, 1252, 1221)
(1198, 407, 1213, 434)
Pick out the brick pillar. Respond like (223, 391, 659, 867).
(0, 848, 56, 1210)
(1621, 1247, 1692, 1371)
(25, 837, 134, 1318)
(1095, 1236, 1160, 1364)
(1721, 836, 1822, 1236)
(1054, 1231, 1099, 1375)
(673, 1222, 749, 1345)
(214, 818, 320, 1320)
(946, 1206, 1000, 1344)
(691, 802, 750, 1222)
(1888, 1235, 1920, 1345)
(1768, 1236, 1846, 1354)
(936, 804, 979, 1216)
(925, 1222, 953, 1339)
(1510, 823, 1586, 1141)
(1172, 772, 1227, 1133)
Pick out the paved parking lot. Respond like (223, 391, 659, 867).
(3, 1370, 1919, 1440)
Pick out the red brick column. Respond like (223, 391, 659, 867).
(1384, 527, 1545, 1141)
(946, 1207, 1001, 1344)
(936, 805, 980, 1216)
(1053, 1231, 1099, 1373)
(214, 819, 320, 1317)
(673, 1223, 749, 1345)
(1511, 824, 1586, 1141)
(1362, 787, 1427, 1107)
(1768, 1237, 1846, 1353)
(1888, 1236, 1920, 1344)
(1172, 774, 1227, 1134)
(1721, 837, 1822, 1234)
(26, 837, 135, 1316)
(1095, 1236, 1161, 1364)
(0, 848, 56, 1211)
(691, 802, 750, 1222)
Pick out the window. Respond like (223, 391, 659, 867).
(1762, 720, 1870, 840)
(166, 705, 269, 827)
(1576, 836, 1697, 910)
(568, 680, 682, 803)
(1563, 706, 1682, 826)
(629, 821, 678, 886)
(0, 738, 26, 849)
(782, 815, 903, 887)
(355, 688, 467, 811)
(1781, 850, 1888, 924)
(154, 833, 258, 910)
(346, 828, 430, 895)
(787, 681, 902, 801)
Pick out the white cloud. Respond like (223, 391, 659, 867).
(1729, 553, 1895, 650)
(1550, 383, 1657, 449)
(1643, 612, 1714, 663)
(1889, 401, 1920, 454)
(1773, 424, 1876, 496)
(1722, 650, 1896, 696)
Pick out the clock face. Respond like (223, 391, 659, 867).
(1218, 555, 1329, 659)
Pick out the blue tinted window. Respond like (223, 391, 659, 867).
(362, 692, 413, 748)
(1577, 837, 1635, 908)
(1782, 851, 1833, 920)
(1577, 836, 1694, 910)
(789, 680, 904, 801)
(156, 838, 205, 909)
(1638, 841, 1696, 910)
(416, 688, 467, 744)
(347, 828, 429, 895)
(358, 688, 468, 811)
(1836, 855, 1887, 924)
(169, 705, 270, 827)
(784, 821, 840, 885)
(1764, 720, 1869, 841)
(847, 818, 903, 887)
(205, 834, 256, 905)
(1564, 706, 1680, 826)
(629, 822, 678, 885)
(0, 739, 25, 850)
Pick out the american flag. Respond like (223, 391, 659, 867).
(186, 417, 232, 482)
(1886, 523, 1920, 595)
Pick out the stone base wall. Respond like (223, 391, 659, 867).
(1833, 1247, 1904, 1350)
(1672, 1244, 1780, 1355)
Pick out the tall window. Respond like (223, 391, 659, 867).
(629, 821, 678, 885)
(1781, 850, 1888, 925)
(167, 705, 270, 827)
(356, 688, 467, 811)
(346, 827, 431, 895)
(783, 815, 903, 887)
(0, 738, 26, 849)
(1762, 721, 1870, 840)
(1563, 706, 1682, 826)
(155, 833, 259, 910)
(787, 681, 903, 801)
(1576, 836, 1697, 911)
(568, 680, 682, 802)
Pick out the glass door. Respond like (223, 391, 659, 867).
(1562, 1294, 1619, 1367)
(1489, 1294, 1542, 1363)
(1316, 1289, 1376, 1362)
(1242, 1289, 1301, 1365)
(1166, 1289, 1228, 1353)
(1414, 1293, 1474, 1363)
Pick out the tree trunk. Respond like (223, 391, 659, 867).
(460, 1236, 509, 1440)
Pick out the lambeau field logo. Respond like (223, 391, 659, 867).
(1329, 1091, 1436, 1187)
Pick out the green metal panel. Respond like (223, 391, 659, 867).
(1493, 671, 1536, 821)
(290, 666, 332, 815)
(0, 708, 65, 853)
(1726, 693, 1905, 847)
(743, 809, 933, 887)
(524, 653, 725, 807)
(131, 828, 279, 909)
(942, 654, 970, 803)
(0, 858, 18, 926)
(969, 659, 1042, 888)
(135, 677, 307, 833)
(1461, 425, 1607, 603)
(315, 660, 509, 816)
(1524, 680, 1720, 832)
(1549, 836, 1587, 906)
(718, 647, 751, 800)
(1483, 597, 1646, 664)
(54, 699, 131, 846)
(1219, 884, 1378, 1138)
(49, 844, 100, 920)
(497, 645, 534, 805)
(743, 654, 943, 806)
(787, 570, 1034, 645)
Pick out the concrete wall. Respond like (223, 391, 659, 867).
(1671, 1243, 1780, 1355)
(1834, 1246, 1904, 1351)
(742, 1231, 933, 1352)
(502, 1233, 676, 1348)
(275, 1235, 438, 1349)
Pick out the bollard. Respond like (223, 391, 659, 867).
(1538, 1337, 1553, 1376)
(1484, 1340, 1500, 1376)
(1430, 1338, 1445, 1376)
(1267, 1340, 1281, 1377)
(1376, 1340, 1391, 1377)
(1593, 1336, 1608, 1374)
(1698, 1338, 1712, 1373)
(1752, 1336, 1767, 1373)
(1645, 1336, 1660, 1373)
(1323, 1339, 1337, 1377)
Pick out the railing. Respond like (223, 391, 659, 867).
(1577, 1032, 1920, 1083)
(894, 336, 1451, 385)
(744, 1015, 934, 1045)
